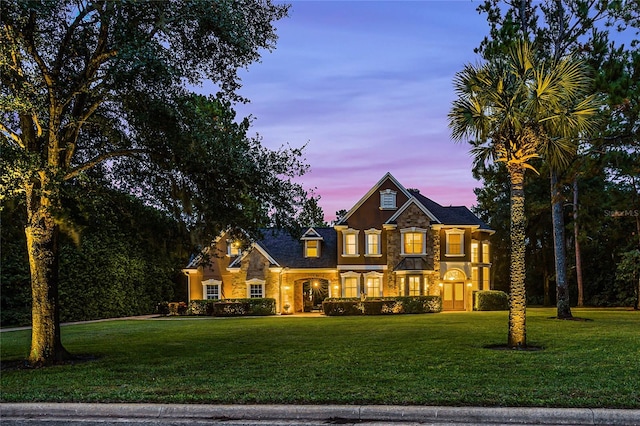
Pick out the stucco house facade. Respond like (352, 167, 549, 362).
(183, 173, 493, 312)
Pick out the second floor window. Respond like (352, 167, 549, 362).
(403, 232, 424, 254)
(365, 230, 381, 255)
(228, 241, 241, 257)
(445, 229, 465, 256)
(305, 240, 319, 258)
(342, 229, 359, 256)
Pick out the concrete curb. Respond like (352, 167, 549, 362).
(1, 403, 639, 425)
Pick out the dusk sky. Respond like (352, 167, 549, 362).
(233, 1, 493, 221)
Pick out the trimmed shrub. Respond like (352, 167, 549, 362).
(395, 296, 442, 314)
(322, 296, 441, 316)
(322, 300, 364, 316)
(213, 298, 276, 317)
(473, 290, 509, 311)
(188, 299, 216, 316)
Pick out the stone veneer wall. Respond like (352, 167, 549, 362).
(280, 272, 339, 313)
(386, 203, 436, 296)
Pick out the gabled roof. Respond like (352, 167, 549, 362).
(411, 191, 491, 230)
(300, 227, 324, 240)
(387, 197, 440, 224)
(336, 172, 412, 225)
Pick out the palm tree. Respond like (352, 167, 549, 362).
(448, 40, 598, 347)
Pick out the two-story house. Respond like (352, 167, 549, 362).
(183, 173, 493, 312)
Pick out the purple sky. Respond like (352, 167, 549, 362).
(232, 1, 491, 221)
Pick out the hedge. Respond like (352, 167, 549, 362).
(158, 298, 276, 317)
(473, 290, 509, 311)
(322, 296, 442, 316)
(212, 298, 276, 317)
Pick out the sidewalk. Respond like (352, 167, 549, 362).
(1, 403, 639, 425)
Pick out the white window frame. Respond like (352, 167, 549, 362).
(202, 279, 222, 300)
(364, 228, 382, 257)
(340, 272, 361, 298)
(246, 278, 265, 298)
(342, 229, 360, 257)
(482, 267, 490, 290)
(380, 189, 397, 210)
(305, 239, 320, 258)
(364, 271, 383, 298)
(471, 241, 479, 263)
(482, 242, 490, 263)
(445, 228, 465, 257)
(400, 227, 427, 255)
(227, 240, 241, 257)
(408, 275, 422, 296)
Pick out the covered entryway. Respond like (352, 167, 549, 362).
(302, 279, 329, 312)
(442, 269, 466, 311)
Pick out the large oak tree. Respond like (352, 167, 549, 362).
(0, 1, 309, 365)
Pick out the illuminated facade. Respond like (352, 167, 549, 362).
(183, 173, 493, 312)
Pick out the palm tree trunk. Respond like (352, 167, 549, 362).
(508, 164, 527, 347)
(551, 169, 572, 319)
(573, 177, 584, 307)
(25, 180, 70, 365)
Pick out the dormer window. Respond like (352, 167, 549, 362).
(380, 189, 397, 210)
(305, 240, 320, 258)
(227, 241, 241, 257)
(301, 227, 323, 258)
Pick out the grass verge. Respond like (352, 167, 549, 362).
(1, 308, 638, 407)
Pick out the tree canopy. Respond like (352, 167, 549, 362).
(1, 0, 308, 364)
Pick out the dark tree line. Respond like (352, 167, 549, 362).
(472, 0, 640, 310)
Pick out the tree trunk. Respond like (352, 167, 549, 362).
(551, 169, 572, 319)
(25, 181, 70, 365)
(508, 164, 527, 348)
(573, 177, 584, 307)
(543, 270, 551, 306)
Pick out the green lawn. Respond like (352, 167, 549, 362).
(1, 308, 639, 408)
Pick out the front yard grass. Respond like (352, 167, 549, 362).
(1, 308, 638, 408)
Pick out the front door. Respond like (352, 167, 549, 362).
(442, 282, 465, 310)
(302, 280, 328, 311)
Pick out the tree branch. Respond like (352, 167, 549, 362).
(63, 148, 148, 180)
(0, 122, 24, 148)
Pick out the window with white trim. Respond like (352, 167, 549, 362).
(445, 229, 465, 256)
(228, 240, 241, 257)
(471, 242, 479, 262)
(365, 229, 382, 256)
(202, 279, 222, 300)
(246, 279, 265, 298)
(482, 267, 490, 290)
(342, 229, 360, 256)
(380, 189, 397, 210)
(401, 228, 426, 255)
(365, 272, 383, 297)
(482, 242, 490, 263)
(408, 275, 422, 296)
(472, 267, 479, 288)
(341, 272, 361, 298)
(305, 240, 320, 258)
